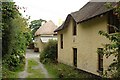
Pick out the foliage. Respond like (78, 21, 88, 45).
(2, 1, 32, 72)
(29, 19, 46, 30)
(2, 66, 19, 78)
(98, 1, 120, 78)
(40, 40, 58, 64)
(98, 31, 120, 77)
(24, 29, 32, 46)
(2, 59, 24, 78)
(29, 19, 46, 39)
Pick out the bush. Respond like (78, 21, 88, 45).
(40, 39, 58, 63)
(2, 52, 25, 71)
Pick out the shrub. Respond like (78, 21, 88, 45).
(40, 39, 58, 63)
(2, 52, 25, 71)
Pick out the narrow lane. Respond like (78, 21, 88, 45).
(18, 49, 49, 78)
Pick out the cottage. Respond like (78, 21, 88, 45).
(54, 2, 119, 76)
(34, 20, 57, 52)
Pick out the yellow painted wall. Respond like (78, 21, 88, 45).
(57, 14, 114, 76)
(34, 36, 45, 52)
(58, 17, 74, 66)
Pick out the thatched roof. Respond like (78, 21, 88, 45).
(35, 20, 57, 36)
(55, 2, 117, 32)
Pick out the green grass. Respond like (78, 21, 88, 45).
(44, 62, 100, 78)
(27, 59, 45, 78)
(2, 66, 19, 78)
(27, 70, 45, 78)
(2, 62, 24, 78)
(44, 63, 58, 78)
(27, 59, 38, 73)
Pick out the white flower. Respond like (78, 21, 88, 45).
(17, 55, 20, 58)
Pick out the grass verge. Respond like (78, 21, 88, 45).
(44, 63, 58, 78)
(27, 59, 38, 73)
(27, 59, 45, 78)
(2, 65, 21, 78)
(2, 62, 24, 78)
(44, 62, 101, 78)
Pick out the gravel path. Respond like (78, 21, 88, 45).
(18, 49, 49, 78)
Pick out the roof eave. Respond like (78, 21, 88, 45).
(77, 10, 111, 24)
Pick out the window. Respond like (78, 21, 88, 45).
(98, 48, 103, 72)
(73, 20, 77, 35)
(108, 11, 120, 34)
(60, 34, 63, 49)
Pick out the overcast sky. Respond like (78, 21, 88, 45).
(14, 0, 89, 26)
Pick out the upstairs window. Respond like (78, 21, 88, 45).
(73, 20, 77, 35)
(60, 34, 63, 49)
(108, 11, 120, 34)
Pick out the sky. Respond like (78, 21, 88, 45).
(14, 0, 89, 26)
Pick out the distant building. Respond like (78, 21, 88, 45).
(34, 20, 57, 52)
(55, 2, 119, 76)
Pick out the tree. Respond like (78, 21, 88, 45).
(29, 19, 46, 39)
(2, 2, 32, 71)
(98, 1, 120, 77)
(2, 2, 20, 57)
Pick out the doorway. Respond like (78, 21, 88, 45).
(73, 48, 77, 67)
